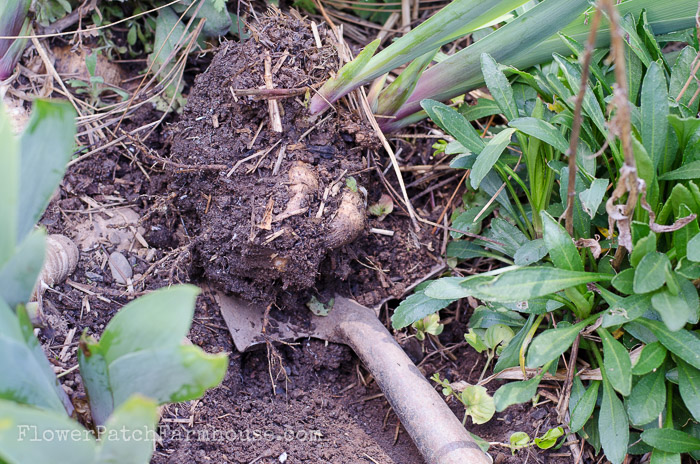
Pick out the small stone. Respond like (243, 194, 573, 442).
(85, 271, 103, 282)
(278, 452, 288, 463)
(108, 252, 133, 284)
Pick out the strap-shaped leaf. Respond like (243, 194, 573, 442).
(599, 377, 629, 464)
(470, 128, 516, 189)
(599, 329, 632, 396)
(641, 61, 669, 170)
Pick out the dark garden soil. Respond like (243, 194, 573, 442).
(35, 9, 574, 464)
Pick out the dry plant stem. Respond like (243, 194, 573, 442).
(263, 51, 283, 133)
(564, 5, 602, 236)
(600, 0, 639, 267)
(557, 334, 580, 422)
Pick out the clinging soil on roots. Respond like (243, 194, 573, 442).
(169, 11, 376, 303)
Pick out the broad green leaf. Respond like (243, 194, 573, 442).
(633, 252, 670, 294)
(602, 293, 652, 327)
(570, 381, 599, 433)
(667, 114, 700, 150)
(460, 98, 501, 121)
(678, 359, 700, 422)
(641, 61, 669, 169)
(0, 229, 46, 308)
(465, 329, 488, 353)
(513, 239, 547, 266)
(631, 232, 657, 268)
(494, 364, 548, 411)
(484, 324, 515, 349)
(446, 241, 494, 260)
(552, 54, 607, 135)
(481, 217, 527, 257)
(509, 117, 569, 153)
(612, 268, 635, 295)
(651, 285, 694, 331)
(534, 426, 564, 450)
(669, 46, 700, 117)
(619, 12, 653, 67)
(510, 431, 530, 448)
(424, 277, 474, 300)
(624, 33, 643, 104)
(109, 345, 227, 408)
(94, 395, 158, 464)
(0, 103, 19, 263)
(579, 178, 608, 219)
(421, 100, 485, 153)
(0, 337, 67, 413)
(526, 321, 585, 367)
(674, 208, 699, 261)
(461, 385, 495, 424)
(481, 53, 518, 121)
(95, 285, 200, 364)
(470, 128, 516, 189)
(650, 449, 682, 464)
(391, 290, 452, 329)
(494, 315, 535, 373)
(599, 329, 632, 396)
(541, 211, 583, 272)
(77, 346, 113, 426)
(630, 318, 700, 369)
(687, 232, 700, 262)
(17, 100, 76, 241)
(626, 366, 666, 425)
(471, 267, 609, 303)
(469, 306, 526, 329)
(0, 400, 95, 464)
(632, 342, 667, 375)
(659, 160, 700, 181)
(641, 428, 700, 453)
(451, 206, 485, 238)
(599, 378, 629, 464)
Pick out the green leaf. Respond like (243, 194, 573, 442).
(425, 277, 473, 300)
(470, 128, 516, 189)
(471, 267, 609, 303)
(650, 449, 682, 464)
(612, 268, 635, 295)
(534, 426, 564, 449)
(108, 345, 228, 407)
(678, 359, 700, 422)
(599, 329, 632, 396)
(641, 428, 700, 453)
(651, 285, 694, 331)
(0, 229, 46, 308)
(619, 12, 653, 67)
(526, 321, 585, 368)
(510, 431, 530, 448)
(632, 342, 667, 375)
(513, 239, 547, 266)
(509, 117, 569, 153)
(641, 61, 669, 169)
(687, 232, 700, 262)
(94, 395, 158, 464)
(599, 377, 629, 464)
(494, 364, 548, 411)
(553, 54, 607, 135)
(631, 232, 657, 268)
(461, 385, 495, 424)
(634, 252, 671, 293)
(469, 306, 526, 329)
(570, 381, 599, 433)
(420, 99, 485, 153)
(95, 285, 200, 364)
(659, 160, 700, 181)
(624, 32, 644, 104)
(626, 366, 666, 425)
(579, 178, 608, 219)
(0, 400, 95, 464)
(460, 98, 501, 121)
(494, 315, 535, 373)
(669, 46, 700, 117)
(602, 293, 652, 327)
(541, 211, 583, 272)
(630, 318, 700, 369)
(17, 100, 76, 242)
(465, 329, 488, 353)
(481, 53, 518, 121)
(391, 290, 452, 329)
(481, 217, 528, 257)
(0, 103, 19, 264)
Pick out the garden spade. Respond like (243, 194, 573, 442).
(215, 289, 493, 464)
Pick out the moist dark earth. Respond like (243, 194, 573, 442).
(37, 10, 575, 464)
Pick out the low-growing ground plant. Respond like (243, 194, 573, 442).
(393, 1, 700, 462)
(0, 100, 228, 463)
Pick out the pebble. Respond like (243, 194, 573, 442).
(84, 271, 103, 282)
(278, 452, 288, 463)
(108, 252, 132, 284)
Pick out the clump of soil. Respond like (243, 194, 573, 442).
(169, 11, 375, 303)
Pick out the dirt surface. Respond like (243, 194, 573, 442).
(168, 11, 377, 304)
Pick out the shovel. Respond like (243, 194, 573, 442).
(215, 288, 493, 464)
